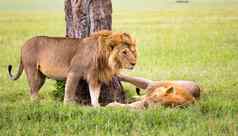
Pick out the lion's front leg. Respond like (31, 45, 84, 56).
(64, 72, 80, 104)
(88, 82, 101, 107)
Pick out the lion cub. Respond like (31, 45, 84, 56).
(107, 75, 200, 109)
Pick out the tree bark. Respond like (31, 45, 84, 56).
(63, 0, 126, 106)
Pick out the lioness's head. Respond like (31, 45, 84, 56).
(148, 86, 195, 107)
(99, 31, 137, 70)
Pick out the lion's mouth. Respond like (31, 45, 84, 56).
(127, 65, 135, 70)
(128, 62, 136, 70)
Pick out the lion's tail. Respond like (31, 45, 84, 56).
(8, 59, 23, 81)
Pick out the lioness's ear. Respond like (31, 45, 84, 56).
(165, 86, 175, 94)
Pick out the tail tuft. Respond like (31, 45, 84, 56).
(8, 63, 23, 80)
(8, 65, 12, 73)
(8, 64, 14, 80)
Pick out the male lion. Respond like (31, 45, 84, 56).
(107, 74, 201, 109)
(8, 30, 137, 107)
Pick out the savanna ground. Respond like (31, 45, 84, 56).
(0, 0, 238, 135)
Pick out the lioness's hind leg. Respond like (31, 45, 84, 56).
(25, 67, 46, 101)
(64, 72, 80, 104)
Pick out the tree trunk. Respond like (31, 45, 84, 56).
(63, 0, 126, 106)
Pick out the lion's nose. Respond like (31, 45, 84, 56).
(130, 62, 136, 66)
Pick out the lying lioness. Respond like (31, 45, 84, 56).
(107, 74, 201, 109)
(8, 30, 137, 107)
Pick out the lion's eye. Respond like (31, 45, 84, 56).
(122, 50, 127, 55)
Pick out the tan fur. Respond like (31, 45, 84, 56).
(118, 74, 201, 98)
(145, 83, 195, 107)
(107, 75, 200, 109)
(107, 84, 195, 109)
(8, 30, 137, 107)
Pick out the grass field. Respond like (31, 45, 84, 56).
(0, 0, 238, 135)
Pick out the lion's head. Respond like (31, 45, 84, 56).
(107, 32, 137, 70)
(94, 30, 137, 72)
(88, 30, 137, 82)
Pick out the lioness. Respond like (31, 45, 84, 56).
(8, 30, 137, 107)
(107, 74, 200, 109)
(119, 74, 201, 98)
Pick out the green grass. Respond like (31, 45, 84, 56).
(0, 0, 238, 135)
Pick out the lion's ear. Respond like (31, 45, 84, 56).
(95, 31, 111, 42)
(101, 32, 112, 38)
(104, 32, 132, 49)
(104, 36, 114, 49)
(105, 34, 120, 49)
(121, 33, 136, 45)
(121, 33, 131, 44)
(92, 30, 112, 37)
(165, 86, 175, 94)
